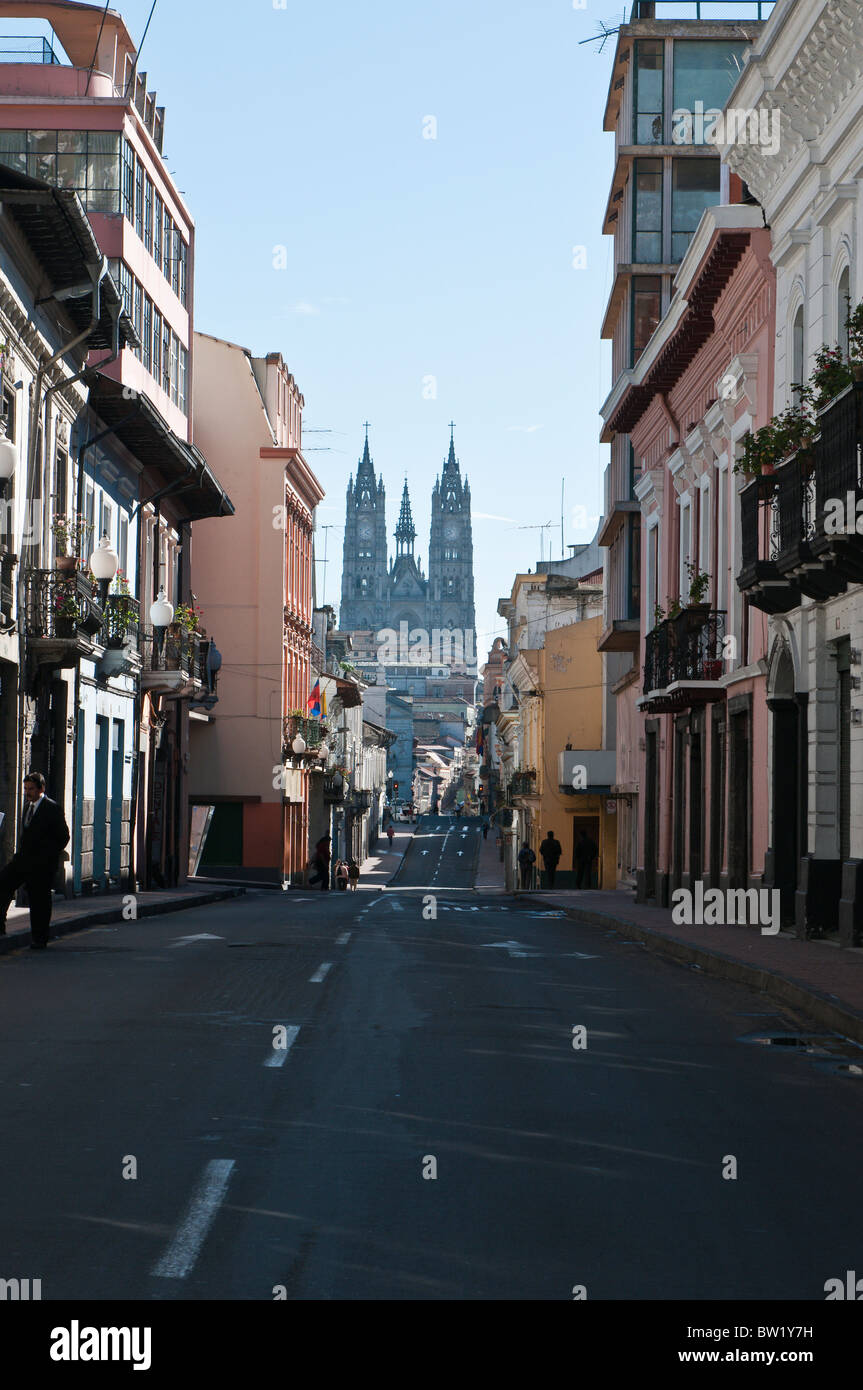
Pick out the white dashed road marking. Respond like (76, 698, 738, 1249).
(310, 962, 332, 983)
(263, 1024, 301, 1068)
(151, 1159, 235, 1279)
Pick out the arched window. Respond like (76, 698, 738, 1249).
(838, 266, 851, 358)
(791, 305, 804, 403)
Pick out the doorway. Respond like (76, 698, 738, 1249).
(572, 815, 600, 888)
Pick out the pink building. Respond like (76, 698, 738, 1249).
(606, 204, 775, 906)
(188, 337, 325, 886)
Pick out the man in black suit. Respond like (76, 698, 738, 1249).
(0, 772, 70, 949)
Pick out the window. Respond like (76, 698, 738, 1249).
(0, 129, 121, 211)
(118, 262, 134, 320)
(100, 496, 114, 546)
(628, 516, 641, 621)
(633, 158, 662, 262)
(178, 240, 188, 307)
(122, 139, 135, 220)
(634, 40, 663, 144)
(153, 191, 163, 267)
(838, 266, 851, 359)
(178, 343, 188, 415)
(646, 522, 659, 627)
(135, 156, 144, 239)
(133, 281, 143, 359)
(119, 513, 129, 580)
(169, 334, 179, 405)
(142, 295, 152, 374)
(671, 158, 720, 261)
(84, 485, 95, 560)
(699, 478, 711, 583)
(792, 305, 804, 402)
(679, 499, 691, 599)
(163, 205, 172, 277)
(171, 228, 180, 296)
(152, 308, 162, 383)
(632, 275, 661, 362)
(716, 467, 728, 619)
(0, 389, 14, 549)
(54, 448, 67, 522)
(144, 174, 153, 252)
(672, 41, 748, 131)
(162, 321, 172, 396)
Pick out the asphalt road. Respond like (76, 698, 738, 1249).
(390, 814, 482, 889)
(1, 832, 862, 1300)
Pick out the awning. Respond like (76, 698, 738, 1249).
(87, 374, 234, 521)
(0, 164, 137, 352)
(331, 676, 363, 708)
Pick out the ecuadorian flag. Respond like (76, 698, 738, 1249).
(307, 680, 323, 718)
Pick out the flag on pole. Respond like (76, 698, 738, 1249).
(307, 679, 321, 718)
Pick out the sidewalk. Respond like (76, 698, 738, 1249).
(354, 825, 416, 889)
(475, 827, 507, 891)
(0, 883, 246, 956)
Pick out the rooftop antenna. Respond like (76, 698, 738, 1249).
(578, 9, 629, 53)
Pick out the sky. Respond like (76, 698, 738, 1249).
(62, 0, 636, 652)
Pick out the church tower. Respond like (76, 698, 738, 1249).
(340, 427, 388, 630)
(389, 479, 427, 630)
(428, 427, 476, 665)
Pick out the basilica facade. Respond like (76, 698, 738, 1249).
(339, 429, 477, 680)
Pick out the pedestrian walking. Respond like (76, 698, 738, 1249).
(309, 835, 331, 890)
(335, 859, 349, 891)
(482, 819, 490, 840)
(517, 841, 536, 890)
(539, 829, 563, 889)
(0, 772, 70, 949)
(574, 829, 598, 889)
(348, 859, 360, 892)
(386, 823, 395, 850)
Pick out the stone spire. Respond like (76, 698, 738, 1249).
(395, 479, 416, 556)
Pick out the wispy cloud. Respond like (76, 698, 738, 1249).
(506, 424, 543, 433)
(322, 296, 350, 305)
(290, 301, 320, 315)
(474, 511, 518, 523)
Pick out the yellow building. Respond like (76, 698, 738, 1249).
(496, 567, 620, 889)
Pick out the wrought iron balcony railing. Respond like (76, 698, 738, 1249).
(139, 625, 207, 680)
(102, 595, 140, 649)
(25, 568, 102, 641)
(283, 714, 328, 757)
(643, 608, 726, 709)
(738, 384, 863, 610)
(510, 769, 537, 797)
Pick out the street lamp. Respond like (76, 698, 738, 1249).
(89, 531, 119, 607)
(292, 733, 307, 757)
(0, 417, 16, 499)
(149, 585, 174, 659)
(318, 741, 329, 762)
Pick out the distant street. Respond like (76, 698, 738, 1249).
(0, 818, 861, 1300)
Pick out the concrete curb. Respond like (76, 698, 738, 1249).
(519, 894, 863, 1046)
(0, 886, 247, 956)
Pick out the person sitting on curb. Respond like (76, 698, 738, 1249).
(335, 860, 349, 891)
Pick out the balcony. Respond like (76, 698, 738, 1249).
(140, 626, 209, 697)
(558, 749, 617, 794)
(25, 569, 103, 664)
(323, 774, 347, 804)
(641, 607, 726, 714)
(282, 714, 328, 761)
(738, 385, 863, 612)
(510, 769, 537, 798)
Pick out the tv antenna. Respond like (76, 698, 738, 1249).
(578, 11, 628, 54)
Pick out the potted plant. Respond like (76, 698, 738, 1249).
(53, 582, 79, 635)
(105, 571, 136, 646)
(653, 603, 666, 627)
(173, 601, 203, 633)
(734, 401, 815, 475)
(51, 514, 79, 574)
(845, 300, 863, 378)
(685, 560, 710, 608)
(797, 345, 853, 410)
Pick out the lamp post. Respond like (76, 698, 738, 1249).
(292, 733, 307, 758)
(149, 585, 174, 661)
(89, 531, 119, 608)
